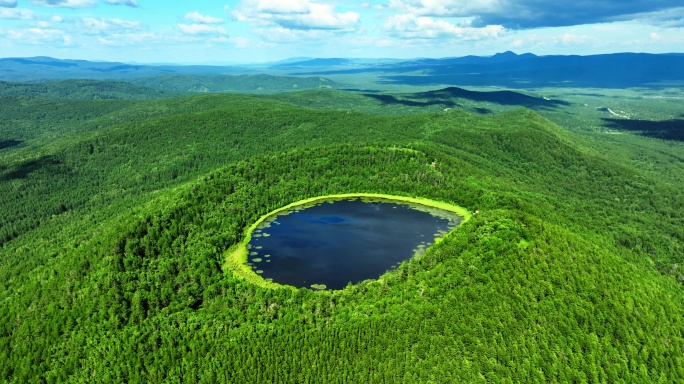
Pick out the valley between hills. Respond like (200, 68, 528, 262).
(1, 55, 684, 382)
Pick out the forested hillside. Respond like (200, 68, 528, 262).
(0, 80, 184, 100)
(1, 92, 683, 382)
(128, 74, 337, 93)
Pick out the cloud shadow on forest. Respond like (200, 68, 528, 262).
(1, 155, 62, 181)
(602, 118, 684, 142)
(474, 107, 494, 114)
(0, 140, 22, 150)
(406, 87, 570, 110)
(363, 93, 459, 108)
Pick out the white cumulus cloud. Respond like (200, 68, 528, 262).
(96, 32, 159, 46)
(233, 0, 360, 30)
(4, 26, 72, 45)
(81, 17, 141, 33)
(185, 11, 223, 24)
(32, 0, 96, 9)
(386, 13, 504, 40)
(0, 7, 35, 19)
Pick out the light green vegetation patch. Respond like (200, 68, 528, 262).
(224, 193, 471, 290)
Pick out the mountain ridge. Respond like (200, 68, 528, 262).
(4, 52, 683, 88)
(0, 84, 683, 382)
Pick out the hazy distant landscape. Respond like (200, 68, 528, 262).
(2, 52, 683, 383)
(4, 51, 684, 89)
(2, 0, 684, 382)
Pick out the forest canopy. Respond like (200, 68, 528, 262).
(1, 89, 683, 382)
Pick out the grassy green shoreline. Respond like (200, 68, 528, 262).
(223, 193, 472, 290)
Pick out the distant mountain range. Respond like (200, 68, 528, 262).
(269, 57, 402, 69)
(296, 51, 684, 88)
(278, 52, 539, 69)
(0, 56, 253, 82)
(1, 52, 683, 88)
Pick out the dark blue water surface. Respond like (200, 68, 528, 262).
(247, 198, 463, 290)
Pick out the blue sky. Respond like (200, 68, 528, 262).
(0, 0, 683, 63)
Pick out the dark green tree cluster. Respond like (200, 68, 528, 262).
(0, 91, 683, 382)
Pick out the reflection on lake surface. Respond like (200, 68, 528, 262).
(246, 198, 463, 290)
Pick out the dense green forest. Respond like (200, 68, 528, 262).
(0, 74, 338, 100)
(1, 85, 684, 382)
(0, 80, 184, 100)
(128, 74, 337, 93)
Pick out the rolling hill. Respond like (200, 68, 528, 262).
(0, 90, 683, 382)
(5, 53, 684, 89)
(0, 79, 184, 100)
(298, 52, 684, 88)
(128, 74, 337, 93)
